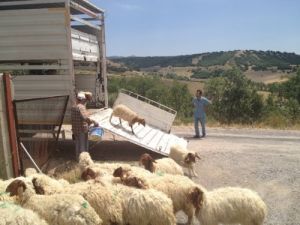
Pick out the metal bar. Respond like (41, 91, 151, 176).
(70, 1, 101, 19)
(71, 15, 101, 31)
(0, 0, 66, 7)
(3, 73, 20, 177)
(0, 64, 69, 71)
(56, 95, 69, 141)
(14, 95, 69, 103)
(120, 89, 177, 114)
(74, 0, 104, 13)
(20, 142, 43, 173)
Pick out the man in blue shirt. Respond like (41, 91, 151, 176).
(192, 89, 211, 138)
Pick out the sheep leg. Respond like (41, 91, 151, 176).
(130, 125, 135, 134)
(192, 167, 198, 177)
(119, 118, 122, 126)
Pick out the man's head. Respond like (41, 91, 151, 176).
(196, 89, 202, 98)
(76, 92, 87, 104)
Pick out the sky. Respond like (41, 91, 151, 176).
(94, 0, 300, 57)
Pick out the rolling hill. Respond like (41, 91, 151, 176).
(108, 50, 300, 84)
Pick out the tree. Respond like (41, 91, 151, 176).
(205, 69, 264, 123)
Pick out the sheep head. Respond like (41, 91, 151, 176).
(133, 117, 146, 126)
(32, 178, 45, 195)
(123, 176, 148, 189)
(6, 179, 27, 197)
(81, 168, 97, 181)
(139, 153, 156, 173)
(113, 167, 131, 179)
(184, 152, 201, 164)
(188, 187, 204, 213)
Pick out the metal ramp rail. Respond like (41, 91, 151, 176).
(90, 108, 187, 156)
(90, 89, 187, 155)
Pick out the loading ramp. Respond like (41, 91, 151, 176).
(90, 90, 187, 156)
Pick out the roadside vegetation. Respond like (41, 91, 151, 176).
(108, 69, 300, 129)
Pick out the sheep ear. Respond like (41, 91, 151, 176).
(6, 180, 27, 197)
(188, 187, 204, 209)
(32, 178, 45, 195)
(195, 153, 201, 160)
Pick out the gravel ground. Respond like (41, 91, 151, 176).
(172, 126, 300, 225)
(55, 126, 300, 225)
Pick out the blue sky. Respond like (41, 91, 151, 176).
(95, 0, 300, 56)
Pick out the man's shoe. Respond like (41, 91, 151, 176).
(201, 134, 206, 138)
(193, 135, 200, 138)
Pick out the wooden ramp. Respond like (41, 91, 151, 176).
(90, 108, 187, 156)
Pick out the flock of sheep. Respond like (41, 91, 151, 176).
(0, 144, 267, 225)
(0, 105, 267, 224)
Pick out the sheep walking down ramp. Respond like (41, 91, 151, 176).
(109, 104, 145, 134)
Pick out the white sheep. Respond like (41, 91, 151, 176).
(147, 174, 202, 225)
(29, 173, 69, 195)
(139, 153, 184, 175)
(118, 184, 176, 225)
(169, 144, 201, 177)
(24, 167, 38, 177)
(14, 180, 103, 225)
(196, 187, 267, 225)
(109, 104, 145, 134)
(0, 201, 49, 225)
(79, 152, 155, 183)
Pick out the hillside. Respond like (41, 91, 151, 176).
(108, 50, 300, 83)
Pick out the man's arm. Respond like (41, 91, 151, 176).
(78, 105, 98, 126)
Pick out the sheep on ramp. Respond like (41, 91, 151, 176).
(109, 104, 145, 134)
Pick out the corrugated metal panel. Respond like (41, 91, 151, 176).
(90, 108, 187, 156)
(71, 28, 99, 62)
(13, 75, 72, 99)
(75, 74, 96, 97)
(0, 8, 69, 61)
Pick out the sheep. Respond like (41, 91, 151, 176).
(13, 180, 103, 225)
(139, 153, 184, 175)
(29, 173, 69, 195)
(195, 187, 267, 225)
(113, 166, 149, 189)
(118, 184, 176, 225)
(0, 201, 49, 225)
(147, 174, 202, 225)
(109, 104, 145, 134)
(79, 152, 155, 181)
(24, 167, 38, 177)
(169, 144, 201, 177)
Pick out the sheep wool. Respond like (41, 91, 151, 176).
(111, 104, 137, 124)
(79, 152, 95, 170)
(120, 185, 176, 225)
(82, 183, 123, 225)
(0, 201, 48, 225)
(197, 187, 267, 225)
(21, 192, 102, 225)
(154, 158, 184, 175)
(148, 174, 199, 225)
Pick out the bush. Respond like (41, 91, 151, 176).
(205, 69, 264, 124)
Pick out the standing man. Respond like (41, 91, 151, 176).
(71, 92, 98, 160)
(192, 89, 211, 138)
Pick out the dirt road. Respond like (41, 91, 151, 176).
(172, 126, 300, 225)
